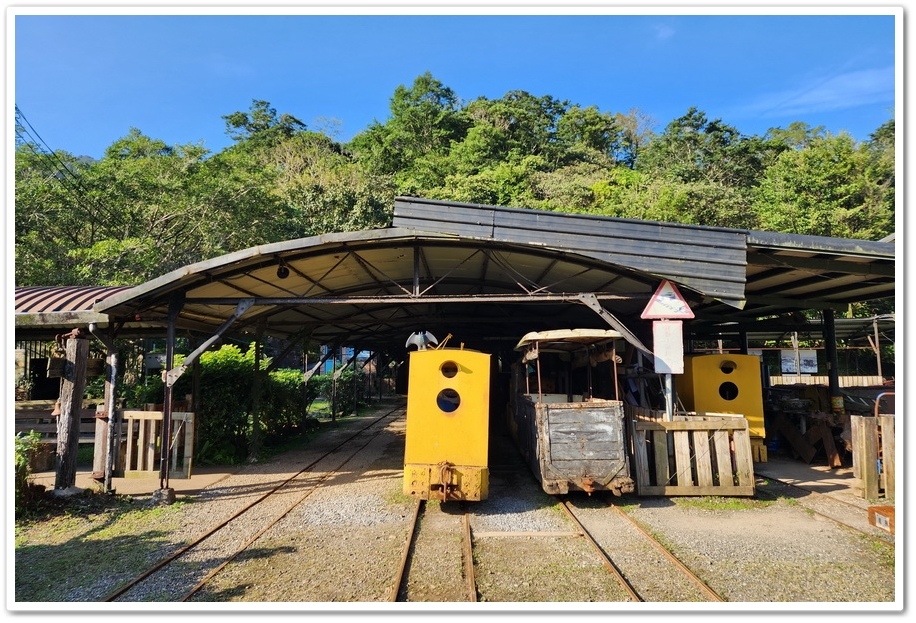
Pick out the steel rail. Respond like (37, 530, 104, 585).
(102, 404, 405, 602)
(605, 502, 724, 601)
(178, 420, 393, 602)
(388, 499, 424, 602)
(461, 508, 477, 602)
(556, 499, 642, 602)
(754, 473, 889, 539)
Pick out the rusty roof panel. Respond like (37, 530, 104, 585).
(15, 286, 134, 314)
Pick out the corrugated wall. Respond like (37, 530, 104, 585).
(392, 197, 748, 306)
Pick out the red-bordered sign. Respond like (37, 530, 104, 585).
(641, 280, 694, 319)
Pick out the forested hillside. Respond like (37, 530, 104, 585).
(15, 72, 895, 289)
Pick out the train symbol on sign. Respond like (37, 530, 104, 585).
(640, 280, 694, 319)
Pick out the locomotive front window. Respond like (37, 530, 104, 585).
(436, 388, 461, 413)
(720, 360, 738, 374)
(719, 381, 739, 400)
(440, 361, 459, 378)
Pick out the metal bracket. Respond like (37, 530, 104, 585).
(165, 298, 254, 387)
(577, 293, 653, 358)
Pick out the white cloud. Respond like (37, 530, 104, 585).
(740, 66, 894, 118)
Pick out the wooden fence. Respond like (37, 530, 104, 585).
(850, 414, 895, 500)
(119, 410, 195, 479)
(627, 406, 756, 497)
(14, 399, 100, 443)
(768, 375, 884, 387)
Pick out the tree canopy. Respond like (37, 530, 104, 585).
(15, 75, 895, 290)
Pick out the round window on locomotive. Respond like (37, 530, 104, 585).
(719, 381, 739, 401)
(719, 360, 738, 374)
(440, 361, 459, 379)
(437, 388, 461, 413)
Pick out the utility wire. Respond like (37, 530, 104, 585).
(15, 105, 126, 232)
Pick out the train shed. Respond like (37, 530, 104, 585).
(13, 197, 897, 491)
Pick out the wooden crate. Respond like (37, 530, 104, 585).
(118, 410, 195, 479)
(627, 407, 755, 497)
(867, 505, 895, 534)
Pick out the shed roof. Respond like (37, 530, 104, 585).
(14, 197, 896, 354)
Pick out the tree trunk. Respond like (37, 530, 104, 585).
(55, 337, 89, 489)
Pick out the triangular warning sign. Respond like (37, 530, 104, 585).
(641, 280, 694, 319)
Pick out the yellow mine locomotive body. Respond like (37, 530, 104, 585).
(402, 346, 490, 501)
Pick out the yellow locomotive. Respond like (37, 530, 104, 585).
(402, 333, 490, 501)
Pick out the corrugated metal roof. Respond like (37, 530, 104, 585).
(15, 285, 134, 314)
(392, 197, 748, 306)
(14, 285, 161, 340)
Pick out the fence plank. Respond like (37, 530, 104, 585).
(673, 430, 692, 487)
(852, 416, 879, 499)
(627, 406, 755, 496)
(879, 415, 895, 498)
(694, 431, 714, 487)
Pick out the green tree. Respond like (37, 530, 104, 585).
(267, 131, 394, 235)
(638, 107, 778, 188)
(223, 99, 307, 145)
(14, 143, 94, 285)
(764, 121, 827, 149)
(348, 72, 467, 188)
(15, 130, 216, 285)
(751, 132, 894, 239)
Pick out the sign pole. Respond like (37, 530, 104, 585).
(641, 281, 694, 422)
(664, 374, 674, 421)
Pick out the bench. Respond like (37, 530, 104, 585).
(15, 400, 103, 444)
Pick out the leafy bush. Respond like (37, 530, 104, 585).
(114, 343, 368, 466)
(193, 343, 335, 465)
(194, 344, 259, 465)
(308, 366, 368, 419)
(14, 431, 43, 511)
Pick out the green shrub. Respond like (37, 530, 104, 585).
(14, 431, 43, 511)
(114, 343, 369, 466)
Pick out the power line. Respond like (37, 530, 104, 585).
(15, 105, 126, 232)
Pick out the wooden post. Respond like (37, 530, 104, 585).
(55, 335, 90, 490)
(248, 322, 266, 461)
(851, 415, 880, 500)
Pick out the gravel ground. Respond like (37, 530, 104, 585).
(12, 399, 900, 614)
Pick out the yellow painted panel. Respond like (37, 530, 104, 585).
(676, 354, 766, 438)
(404, 348, 490, 467)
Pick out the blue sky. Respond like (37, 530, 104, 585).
(11, 5, 900, 160)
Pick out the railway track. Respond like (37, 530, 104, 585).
(79, 412, 891, 604)
(102, 405, 406, 602)
(557, 496, 723, 602)
(389, 500, 477, 602)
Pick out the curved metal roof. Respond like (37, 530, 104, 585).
(87, 226, 663, 354)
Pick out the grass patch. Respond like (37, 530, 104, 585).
(14, 490, 189, 602)
(673, 495, 775, 511)
(863, 535, 896, 570)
